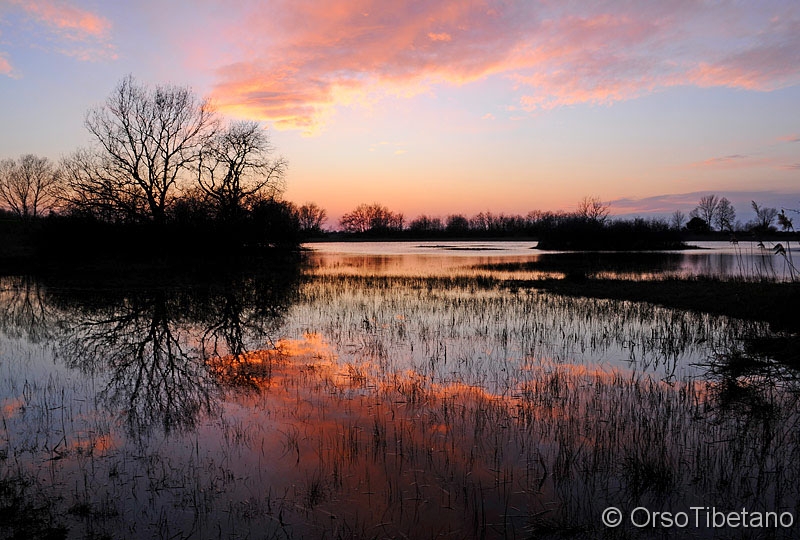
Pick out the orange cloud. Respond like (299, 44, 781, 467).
(205, 1, 800, 133)
(428, 32, 451, 42)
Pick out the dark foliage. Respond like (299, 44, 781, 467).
(0, 196, 302, 267)
(685, 216, 710, 234)
(536, 216, 685, 250)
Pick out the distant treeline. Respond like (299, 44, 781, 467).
(328, 199, 684, 250)
(325, 196, 797, 250)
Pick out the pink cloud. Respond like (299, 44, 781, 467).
(0, 54, 13, 77)
(12, 0, 110, 40)
(686, 17, 800, 91)
(689, 154, 774, 170)
(204, 1, 800, 132)
(777, 134, 800, 143)
(211, 1, 523, 132)
(4, 0, 115, 63)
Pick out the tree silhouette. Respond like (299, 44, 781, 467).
(0, 154, 62, 219)
(196, 120, 286, 221)
(577, 196, 610, 224)
(715, 197, 736, 232)
(68, 75, 215, 224)
(408, 215, 443, 233)
(670, 210, 686, 230)
(296, 202, 327, 233)
(690, 195, 719, 230)
(340, 203, 403, 233)
(751, 201, 778, 232)
(445, 214, 470, 235)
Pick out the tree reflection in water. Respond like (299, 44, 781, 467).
(0, 276, 55, 343)
(19, 263, 303, 435)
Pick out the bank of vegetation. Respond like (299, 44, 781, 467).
(0, 76, 330, 267)
(325, 195, 797, 251)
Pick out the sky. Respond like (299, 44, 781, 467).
(1, 0, 799, 225)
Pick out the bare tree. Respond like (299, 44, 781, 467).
(0, 154, 62, 219)
(340, 203, 403, 233)
(340, 204, 372, 233)
(470, 212, 491, 231)
(714, 197, 736, 232)
(77, 75, 216, 223)
(368, 204, 403, 230)
(577, 196, 610, 223)
(296, 202, 327, 233)
(751, 201, 778, 231)
(196, 120, 286, 221)
(670, 209, 686, 230)
(62, 148, 145, 222)
(690, 195, 719, 229)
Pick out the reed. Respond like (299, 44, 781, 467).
(0, 257, 797, 538)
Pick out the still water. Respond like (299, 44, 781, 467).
(0, 242, 797, 539)
(307, 240, 799, 280)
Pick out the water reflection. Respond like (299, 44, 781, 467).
(306, 240, 800, 281)
(57, 289, 218, 434)
(702, 337, 800, 419)
(2, 265, 301, 435)
(1, 249, 799, 539)
(0, 276, 55, 342)
(477, 251, 685, 279)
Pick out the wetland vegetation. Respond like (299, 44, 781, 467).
(1, 242, 799, 539)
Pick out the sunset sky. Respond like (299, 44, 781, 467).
(1, 0, 799, 224)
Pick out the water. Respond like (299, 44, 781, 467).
(0, 244, 798, 539)
(306, 240, 799, 280)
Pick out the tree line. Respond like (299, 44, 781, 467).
(673, 194, 793, 234)
(0, 76, 331, 259)
(334, 195, 794, 240)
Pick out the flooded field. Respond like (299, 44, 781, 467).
(1, 242, 798, 539)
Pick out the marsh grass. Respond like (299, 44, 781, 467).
(523, 275, 800, 333)
(0, 259, 798, 538)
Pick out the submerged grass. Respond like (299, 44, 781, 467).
(522, 276, 800, 333)
(0, 260, 798, 538)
